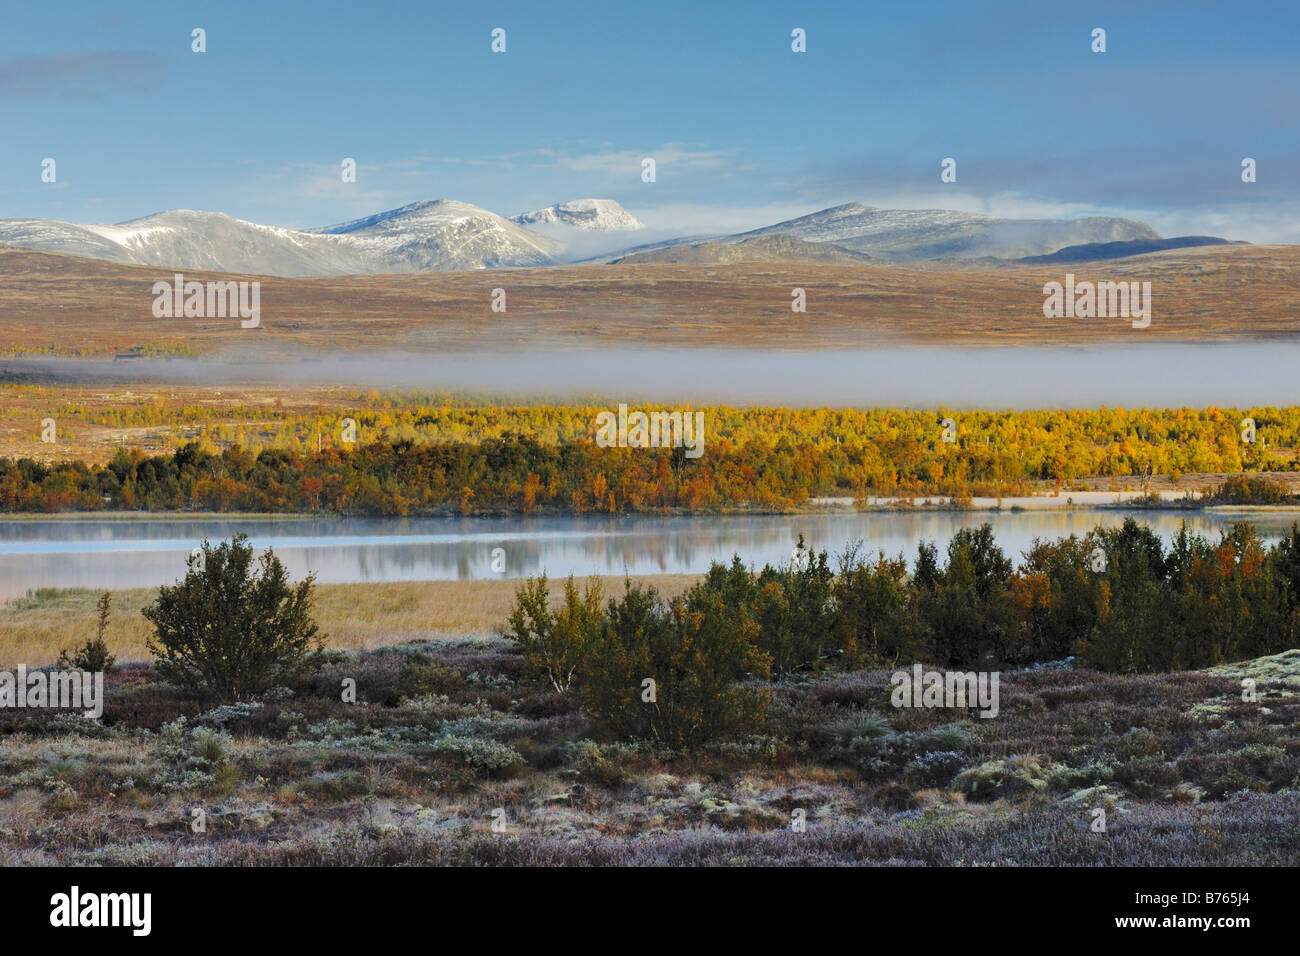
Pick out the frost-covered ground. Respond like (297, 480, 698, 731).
(0, 643, 1295, 866)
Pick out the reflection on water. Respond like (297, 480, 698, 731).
(0, 510, 1297, 601)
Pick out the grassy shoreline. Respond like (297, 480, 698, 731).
(0, 576, 704, 668)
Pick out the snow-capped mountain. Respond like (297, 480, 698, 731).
(0, 201, 565, 276)
(0, 198, 1167, 275)
(311, 200, 563, 272)
(512, 199, 644, 231)
(612, 234, 876, 265)
(728, 203, 1160, 260)
(0, 210, 383, 275)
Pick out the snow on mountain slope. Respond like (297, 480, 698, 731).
(513, 199, 644, 231)
(0, 210, 378, 276)
(731, 203, 1161, 260)
(0, 219, 141, 264)
(313, 200, 563, 271)
(0, 201, 565, 276)
(0, 199, 1165, 274)
(91, 210, 376, 275)
(613, 234, 876, 265)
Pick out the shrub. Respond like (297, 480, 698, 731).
(577, 581, 771, 748)
(428, 736, 523, 776)
(502, 575, 602, 693)
(1211, 475, 1294, 505)
(833, 543, 924, 669)
(58, 591, 116, 674)
(917, 525, 1015, 664)
(1013, 534, 1103, 663)
(748, 538, 836, 675)
(954, 756, 1051, 802)
(142, 535, 323, 701)
(572, 740, 639, 787)
(902, 750, 966, 788)
(499, 520, 1300, 703)
(504, 576, 770, 747)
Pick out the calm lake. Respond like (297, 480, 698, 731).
(2, 509, 1298, 601)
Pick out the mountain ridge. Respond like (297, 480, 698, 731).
(0, 198, 1182, 276)
(512, 199, 644, 231)
(729, 203, 1161, 260)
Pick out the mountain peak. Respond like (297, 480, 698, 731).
(0, 198, 1181, 276)
(513, 199, 644, 231)
(314, 199, 496, 236)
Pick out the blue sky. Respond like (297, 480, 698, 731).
(3, 0, 1297, 240)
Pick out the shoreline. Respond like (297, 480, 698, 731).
(4, 496, 1300, 522)
(0, 575, 704, 667)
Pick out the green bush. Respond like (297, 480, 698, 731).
(579, 581, 770, 748)
(833, 544, 924, 668)
(750, 538, 836, 675)
(143, 535, 322, 701)
(917, 525, 1015, 664)
(504, 577, 770, 748)
(503, 521, 1300, 696)
(502, 575, 602, 693)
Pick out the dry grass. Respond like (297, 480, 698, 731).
(0, 382, 369, 462)
(0, 573, 701, 667)
(2, 243, 1300, 360)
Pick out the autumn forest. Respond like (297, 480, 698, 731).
(2, 398, 1299, 514)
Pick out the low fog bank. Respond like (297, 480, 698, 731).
(5, 344, 1300, 409)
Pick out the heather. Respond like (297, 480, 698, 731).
(0, 641, 1294, 866)
(2, 524, 1297, 866)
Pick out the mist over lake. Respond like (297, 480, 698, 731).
(8, 342, 1300, 408)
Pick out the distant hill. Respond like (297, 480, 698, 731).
(724, 203, 1161, 260)
(0, 197, 1217, 275)
(310, 199, 562, 271)
(512, 199, 644, 231)
(612, 234, 876, 265)
(0, 209, 376, 276)
(1019, 235, 1244, 264)
(0, 201, 564, 276)
(3, 242, 1298, 360)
